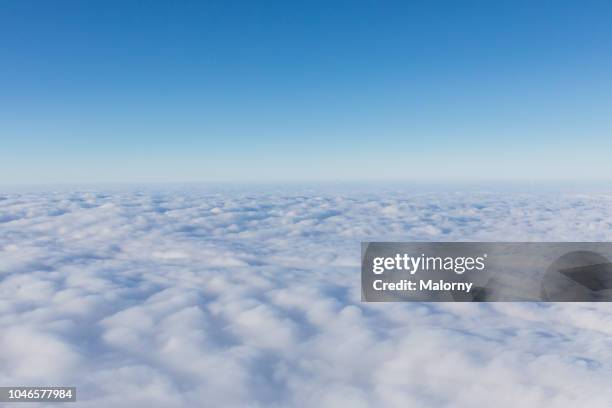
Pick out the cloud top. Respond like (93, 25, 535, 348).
(2, 187, 612, 407)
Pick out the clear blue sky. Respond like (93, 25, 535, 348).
(1, 0, 612, 184)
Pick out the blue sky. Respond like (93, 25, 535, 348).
(1, 0, 612, 184)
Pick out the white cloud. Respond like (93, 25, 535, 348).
(1, 187, 612, 406)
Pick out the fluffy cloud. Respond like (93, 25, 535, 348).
(1, 186, 612, 407)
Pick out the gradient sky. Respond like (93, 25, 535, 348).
(2, 0, 612, 184)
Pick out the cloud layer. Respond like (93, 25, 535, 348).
(2, 186, 612, 407)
